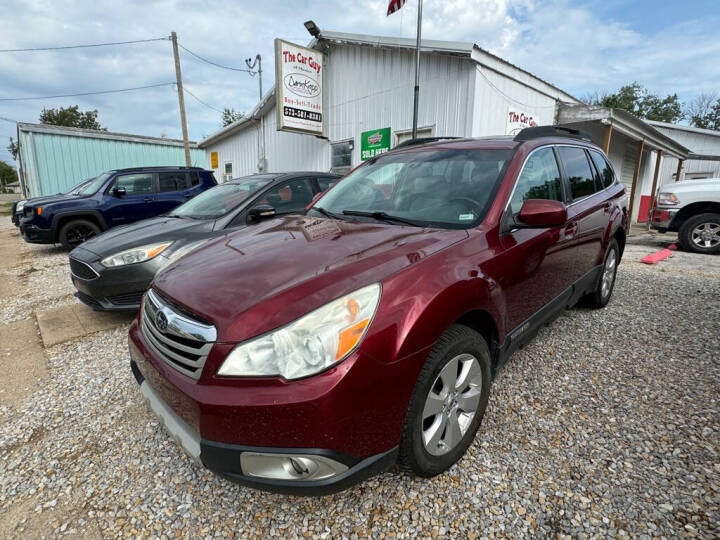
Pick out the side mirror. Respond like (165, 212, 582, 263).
(517, 199, 567, 228)
(247, 204, 276, 222)
(113, 186, 127, 198)
(305, 192, 323, 212)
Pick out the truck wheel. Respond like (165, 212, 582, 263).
(583, 238, 619, 309)
(59, 219, 101, 249)
(678, 213, 720, 254)
(399, 324, 491, 477)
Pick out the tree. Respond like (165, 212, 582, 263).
(222, 108, 243, 127)
(39, 105, 105, 130)
(7, 138, 18, 160)
(686, 93, 720, 130)
(0, 160, 18, 193)
(596, 83, 684, 123)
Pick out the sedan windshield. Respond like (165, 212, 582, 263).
(77, 173, 113, 195)
(170, 176, 275, 219)
(313, 148, 514, 228)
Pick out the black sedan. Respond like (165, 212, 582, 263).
(68, 171, 340, 311)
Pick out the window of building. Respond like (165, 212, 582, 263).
(558, 146, 597, 200)
(331, 141, 353, 174)
(158, 172, 188, 192)
(509, 147, 563, 214)
(113, 173, 153, 194)
(589, 150, 615, 189)
(223, 162, 233, 182)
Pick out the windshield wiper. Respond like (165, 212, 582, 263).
(342, 210, 425, 227)
(311, 206, 340, 219)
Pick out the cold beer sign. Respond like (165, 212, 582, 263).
(275, 39, 324, 136)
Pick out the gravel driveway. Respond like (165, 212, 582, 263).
(0, 221, 718, 538)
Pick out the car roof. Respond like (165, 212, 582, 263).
(108, 166, 210, 174)
(226, 172, 341, 184)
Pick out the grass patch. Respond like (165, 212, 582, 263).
(0, 203, 13, 216)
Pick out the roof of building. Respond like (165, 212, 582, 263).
(18, 122, 198, 148)
(646, 120, 720, 139)
(199, 27, 579, 148)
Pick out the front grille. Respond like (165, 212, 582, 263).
(141, 289, 216, 380)
(108, 291, 144, 306)
(69, 258, 99, 280)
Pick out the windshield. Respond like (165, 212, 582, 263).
(77, 172, 113, 195)
(170, 176, 275, 219)
(63, 178, 92, 195)
(312, 148, 515, 228)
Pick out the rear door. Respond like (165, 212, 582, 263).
(557, 146, 609, 281)
(155, 171, 203, 215)
(491, 146, 577, 333)
(102, 172, 156, 226)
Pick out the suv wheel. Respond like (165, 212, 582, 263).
(678, 213, 720, 254)
(59, 219, 101, 249)
(399, 324, 491, 477)
(583, 238, 619, 309)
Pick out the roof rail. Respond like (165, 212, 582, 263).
(514, 125, 593, 143)
(394, 136, 462, 149)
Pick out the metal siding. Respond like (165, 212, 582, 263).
(20, 130, 205, 197)
(651, 126, 720, 184)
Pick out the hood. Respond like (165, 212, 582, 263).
(24, 193, 85, 207)
(77, 216, 214, 257)
(153, 215, 468, 341)
(662, 179, 720, 193)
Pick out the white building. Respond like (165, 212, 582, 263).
(200, 26, 719, 224)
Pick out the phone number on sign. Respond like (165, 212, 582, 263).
(283, 106, 322, 123)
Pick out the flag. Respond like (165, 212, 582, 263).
(387, 0, 407, 16)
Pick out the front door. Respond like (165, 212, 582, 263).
(488, 146, 576, 334)
(102, 172, 156, 226)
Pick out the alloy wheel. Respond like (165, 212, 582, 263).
(601, 248, 617, 299)
(691, 222, 720, 249)
(66, 225, 97, 247)
(422, 353, 483, 456)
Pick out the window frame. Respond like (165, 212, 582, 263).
(587, 149, 617, 190)
(555, 144, 604, 205)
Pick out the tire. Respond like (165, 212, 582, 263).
(583, 238, 619, 309)
(58, 219, 101, 250)
(399, 324, 492, 477)
(678, 213, 720, 254)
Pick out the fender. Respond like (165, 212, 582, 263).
(51, 210, 109, 240)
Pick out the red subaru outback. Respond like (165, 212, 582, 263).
(128, 126, 628, 494)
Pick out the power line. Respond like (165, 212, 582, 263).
(178, 43, 255, 73)
(0, 116, 21, 123)
(182, 86, 225, 113)
(0, 37, 169, 53)
(0, 82, 175, 102)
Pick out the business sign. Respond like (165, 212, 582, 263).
(275, 39, 324, 136)
(360, 127, 391, 161)
(210, 151, 218, 169)
(506, 107, 538, 136)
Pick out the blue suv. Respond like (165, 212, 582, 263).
(19, 167, 216, 249)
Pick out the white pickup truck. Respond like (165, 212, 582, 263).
(650, 179, 720, 254)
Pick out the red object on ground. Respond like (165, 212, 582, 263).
(642, 249, 673, 264)
(668, 243, 678, 250)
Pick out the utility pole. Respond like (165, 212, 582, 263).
(170, 31, 191, 167)
(246, 54, 265, 172)
(411, 0, 423, 139)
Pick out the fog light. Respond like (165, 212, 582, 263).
(240, 452, 348, 481)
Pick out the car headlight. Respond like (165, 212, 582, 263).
(101, 241, 172, 267)
(15, 200, 25, 212)
(218, 283, 381, 380)
(657, 192, 679, 205)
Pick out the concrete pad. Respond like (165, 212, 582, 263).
(0, 318, 47, 407)
(36, 303, 135, 347)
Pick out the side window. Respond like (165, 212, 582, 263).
(317, 176, 338, 192)
(558, 146, 598, 200)
(589, 150, 615, 189)
(113, 173, 153, 195)
(187, 172, 200, 187)
(158, 172, 188, 192)
(509, 147, 563, 214)
(258, 178, 314, 214)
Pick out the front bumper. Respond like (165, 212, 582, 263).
(130, 357, 398, 495)
(650, 207, 679, 232)
(19, 221, 54, 244)
(70, 247, 160, 311)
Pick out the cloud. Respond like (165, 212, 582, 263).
(1, 0, 718, 166)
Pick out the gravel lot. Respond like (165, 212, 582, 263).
(0, 219, 718, 538)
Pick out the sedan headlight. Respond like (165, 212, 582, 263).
(657, 192, 679, 205)
(218, 283, 381, 380)
(101, 241, 172, 267)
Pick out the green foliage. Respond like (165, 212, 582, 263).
(39, 105, 105, 130)
(598, 83, 683, 123)
(0, 160, 18, 193)
(7, 137, 18, 160)
(689, 99, 720, 131)
(222, 108, 243, 127)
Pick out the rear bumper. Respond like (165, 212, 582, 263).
(130, 357, 398, 495)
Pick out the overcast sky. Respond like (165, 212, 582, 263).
(1, 0, 719, 165)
